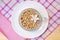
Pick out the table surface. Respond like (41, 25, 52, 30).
(0, 25, 60, 40)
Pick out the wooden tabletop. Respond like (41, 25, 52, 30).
(46, 25, 60, 40)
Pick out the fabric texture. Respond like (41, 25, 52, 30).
(0, 0, 60, 40)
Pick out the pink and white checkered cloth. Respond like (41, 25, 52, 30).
(0, 0, 60, 40)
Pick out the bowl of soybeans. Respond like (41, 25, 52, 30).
(19, 8, 41, 31)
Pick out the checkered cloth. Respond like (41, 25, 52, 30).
(0, 0, 60, 40)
